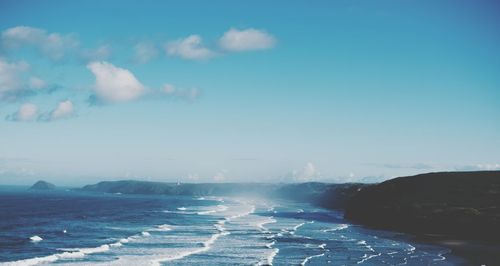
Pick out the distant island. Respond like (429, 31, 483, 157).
(29, 180, 56, 190)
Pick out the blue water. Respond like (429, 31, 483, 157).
(0, 187, 464, 265)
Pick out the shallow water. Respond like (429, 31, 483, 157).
(0, 187, 463, 265)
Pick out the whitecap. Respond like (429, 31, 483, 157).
(154, 224, 173, 231)
(151, 229, 229, 264)
(357, 253, 382, 264)
(29, 235, 43, 242)
(322, 223, 349, 232)
(300, 253, 325, 265)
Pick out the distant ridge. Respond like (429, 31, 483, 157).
(29, 180, 56, 190)
(79, 180, 365, 210)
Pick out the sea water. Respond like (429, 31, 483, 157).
(0, 187, 463, 265)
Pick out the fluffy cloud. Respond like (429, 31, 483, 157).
(1, 26, 79, 61)
(36, 100, 75, 122)
(87, 61, 145, 102)
(165, 35, 215, 60)
(162, 83, 201, 101)
(219, 28, 276, 51)
(0, 58, 30, 100)
(134, 42, 159, 64)
(51, 100, 74, 119)
(6, 103, 38, 121)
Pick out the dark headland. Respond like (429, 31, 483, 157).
(344, 171, 500, 265)
(79, 170, 500, 264)
(29, 180, 56, 190)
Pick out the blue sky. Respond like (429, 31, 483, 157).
(1, 0, 499, 185)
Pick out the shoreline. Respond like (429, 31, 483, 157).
(415, 235, 500, 266)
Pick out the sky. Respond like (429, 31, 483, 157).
(0, 0, 499, 186)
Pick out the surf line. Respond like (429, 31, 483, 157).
(152, 200, 256, 265)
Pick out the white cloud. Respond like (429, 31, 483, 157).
(219, 28, 276, 52)
(51, 100, 74, 119)
(292, 162, 320, 182)
(87, 61, 145, 102)
(28, 76, 46, 89)
(161, 83, 201, 101)
(134, 42, 158, 64)
(7, 103, 38, 121)
(2, 26, 79, 61)
(0, 57, 30, 100)
(165, 35, 215, 60)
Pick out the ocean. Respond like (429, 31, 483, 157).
(0, 187, 463, 265)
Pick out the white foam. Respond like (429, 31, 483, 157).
(4, 244, 111, 266)
(356, 253, 382, 264)
(2, 255, 58, 266)
(228, 205, 256, 220)
(356, 240, 375, 252)
(197, 205, 228, 215)
(177, 207, 187, 211)
(29, 235, 43, 242)
(256, 216, 277, 232)
(141, 231, 150, 237)
(319, 243, 327, 249)
(433, 251, 447, 261)
(289, 222, 306, 234)
(300, 253, 325, 265)
(257, 240, 279, 266)
(152, 224, 172, 231)
(322, 224, 349, 232)
(151, 229, 229, 265)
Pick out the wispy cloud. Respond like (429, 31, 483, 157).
(28, 76, 47, 90)
(165, 35, 216, 60)
(134, 42, 159, 64)
(161, 83, 201, 101)
(219, 28, 276, 52)
(80, 45, 112, 62)
(455, 164, 500, 171)
(1, 26, 79, 61)
(0, 57, 30, 101)
(378, 163, 435, 170)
